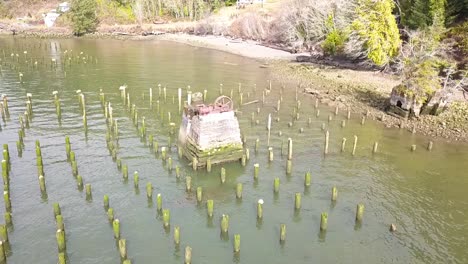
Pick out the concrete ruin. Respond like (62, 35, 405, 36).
(178, 95, 244, 167)
(387, 85, 423, 118)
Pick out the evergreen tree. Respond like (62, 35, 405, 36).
(70, 0, 99, 36)
(351, 0, 401, 66)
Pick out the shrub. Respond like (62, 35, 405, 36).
(70, 0, 99, 36)
(322, 13, 347, 55)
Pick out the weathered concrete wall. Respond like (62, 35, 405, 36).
(189, 111, 242, 150)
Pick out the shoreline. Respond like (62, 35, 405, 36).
(0, 26, 466, 142)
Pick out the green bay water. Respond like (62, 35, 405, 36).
(0, 37, 467, 264)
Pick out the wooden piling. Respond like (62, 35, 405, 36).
(107, 208, 114, 222)
(163, 209, 170, 227)
(427, 141, 433, 151)
(304, 172, 311, 187)
(253, 163, 259, 180)
(77, 175, 83, 190)
(0, 241, 6, 263)
(352, 135, 358, 156)
(53, 203, 61, 217)
(220, 167, 226, 184)
(85, 184, 92, 199)
(3, 191, 10, 212)
(273, 178, 280, 193)
(56, 229, 66, 252)
(185, 246, 192, 264)
(233, 234, 241, 253)
(331, 187, 338, 201)
(221, 214, 229, 233)
(286, 160, 292, 175)
(186, 176, 192, 192)
(146, 182, 153, 198)
(56, 215, 64, 231)
(174, 226, 180, 245)
(280, 224, 286, 243)
(324, 131, 329, 155)
(341, 138, 347, 152)
(192, 157, 198, 171)
(356, 204, 365, 222)
(206, 158, 212, 173)
(268, 147, 273, 162)
(103, 195, 109, 209)
(320, 213, 328, 231)
(113, 219, 120, 239)
(58, 252, 66, 264)
(255, 138, 259, 153)
(134, 172, 139, 188)
(4, 212, 12, 226)
(207, 200, 214, 217)
(236, 183, 243, 199)
(411, 144, 417, 152)
(123, 165, 128, 180)
(257, 199, 263, 219)
(39, 175, 46, 193)
(157, 194, 162, 211)
(118, 239, 127, 259)
(373, 142, 379, 153)
(196, 187, 203, 203)
(287, 138, 293, 160)
(294, 193, 301, 210)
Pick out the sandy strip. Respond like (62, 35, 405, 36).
(155, 33, 299, 61)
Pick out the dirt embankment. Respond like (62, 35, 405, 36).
(272, 63, 468, 142)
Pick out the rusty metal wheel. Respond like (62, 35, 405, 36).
(214, 96, 234, 110)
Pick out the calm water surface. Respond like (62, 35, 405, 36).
(0, 37, 467, 264)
